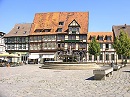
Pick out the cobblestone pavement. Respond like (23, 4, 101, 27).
(0, 64, 130, 97)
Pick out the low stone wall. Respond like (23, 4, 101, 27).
(93, 67, 113, 80)
(44, 61, 96, 65)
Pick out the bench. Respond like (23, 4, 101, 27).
(93, 67, 113, 80)
(119, 64, 126, 68)
(113, 65, 121, 71)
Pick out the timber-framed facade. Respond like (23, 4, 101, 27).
(4, 12, 130, 64)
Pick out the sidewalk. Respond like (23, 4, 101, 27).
(0, 64, 130, 97)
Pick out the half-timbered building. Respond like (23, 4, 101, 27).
(4, 23, 32, 63)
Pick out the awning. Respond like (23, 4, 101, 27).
(8, 54, 20, 58)
(0, 52, 10, 57)
(0, 58, 4, 60)
(28, 54, 39, 59)
(42, 55, 54, 58)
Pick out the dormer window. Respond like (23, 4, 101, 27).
(107, 36, 111, 41)
(17, 26, 20, 29)
(59, 22, 64, 26)
(69, 27, 79, 34)
(57, 28, 62, 32)
(90, 36, 96, 40)
(23, 31, 26, 34)
(34, 29, 43, 32)
(68, 20, 80, 34)
(43, 29, 51, 32)
(14, 32, 17, 34)
(99, 36, 103, 41)
(91, 37, 94, 40)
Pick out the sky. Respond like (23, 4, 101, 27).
(0, 0, 130, 33)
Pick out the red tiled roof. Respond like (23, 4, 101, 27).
(87, 32, 113, 43)
(30, 12, 89, 35)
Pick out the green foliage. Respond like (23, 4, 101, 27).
(113, 30, 130, 57)
(88, 37, 100, 56)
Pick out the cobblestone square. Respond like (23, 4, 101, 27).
(0, 64, 130, 97)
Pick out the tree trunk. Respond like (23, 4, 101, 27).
(121, 55, 123, 64)
(125, 56, 127, 64)
(116, 54, 117, 65)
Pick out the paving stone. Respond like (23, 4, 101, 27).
(0, 64, 130, 97)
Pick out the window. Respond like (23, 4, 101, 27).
(72, 27, 77, 34)
(107, 36, 111, 41)
(59, 22, 64, 26)
(34, 44, 38, 50)
(34, 36, 38, 41)
(17, 37, 22, 43)
(94, 56, 97, 60)
(43, 29, 51, 32)
(4, 38, 7, 43)
(69, 27, 72, 32)
(99, 54, 103, 60)
(38, 36, 42, 41)
(91, 37, 95, 40)
(79, 43, 82, 49)
(106, 44, 109, 49)
(89, 55, 92, 60)
(22, 37, 26, 43)
(57, 28, 62, 32)
(7, 45, 10, 49)
(57, 35, 64, 40)
(30, 37, 33, 42)
(77, 28, 79, 32)
(14, 32, 17, 34)
(37, 43, 40, 50)
(30, 44, 33, 50)
(23, 44, 26, 49)
(58, 44, 60, 48)
(47, 43, 51, 48)
(111, 54, 114, 60)
(105, 54, 109, 60)
(72, 43, 76, 49)
(34, 29, 43, 32)
(99, 36, 103, 41)
(68, 35, 71, 40)
(43, 36, 46, 41)
(68, 35, 76, 40)
(18, 44, 22, 49)
(118, 55, 121, 59)
(79, 43, 86, 49)
(23, 31, 26, 34)
(61, 43, 64, 47)
(11, 45, 15, 49)
(69, 27, 80, 34)
(51, 35, 56, 40)
(47, 36, 51, 40)
(43, 43, 47, 48)
(17, 26, 20, 29)
(79, 35, 86, 40)
(11, 38, 15, 43)
(100, 44, 103, 49)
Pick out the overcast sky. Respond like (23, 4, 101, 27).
(0, 0, 130, 33)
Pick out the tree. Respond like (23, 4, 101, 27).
(88, 37, 100, 60)
(113, 30, 130, 64)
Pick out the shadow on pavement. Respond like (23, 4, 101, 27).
(85, 76, 94, 80)
(123, 70, 130, 73)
